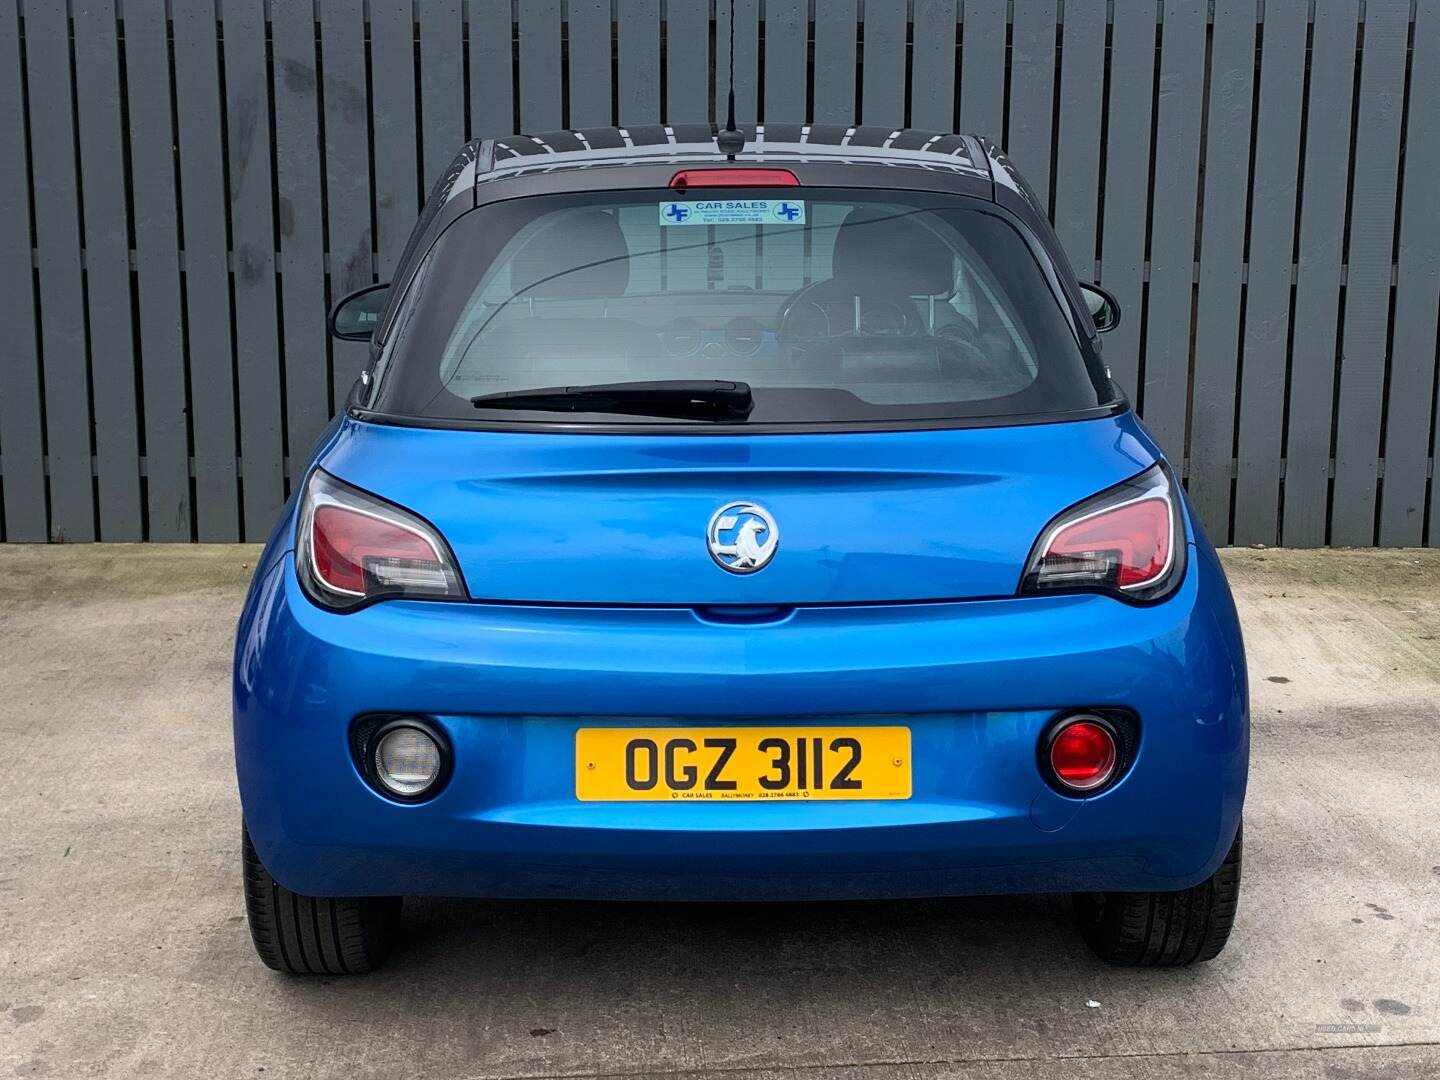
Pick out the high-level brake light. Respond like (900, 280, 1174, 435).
(669, 168, 800, 189)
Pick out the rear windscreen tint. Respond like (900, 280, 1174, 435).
(367, 188, 1115, 426)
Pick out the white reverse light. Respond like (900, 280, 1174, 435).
(373, 726, 444, 797)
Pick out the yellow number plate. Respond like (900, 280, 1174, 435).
(574, 726, 911, 802)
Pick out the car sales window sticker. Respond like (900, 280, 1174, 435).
(658, 199, 807, 226)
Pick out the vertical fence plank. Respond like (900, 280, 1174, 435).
(812, 0, 858, 125)
(1284, 0, 1360, 547)
(1139, 0, 1206, 459)
(274, 0, 332, 480)
(321, 0, 376, 407)
(24, 0, 93, 541)
(1331, 0, 1408, 546)
(763, 0, 808, 123)
(618, 0, 660, 124)
(567, 0, 613, 128)
(1187, 1, 1257, 541)
(958, 0, 1006, 139)
(1382, 0, 1440, 546)
(1051, 0, 1106, 282)
(122, 2, 190, 540)
(910, 0, 957, 132)
(518, 0, 563, 130)
(1005, 0, 1055, 206)
(0, 1, 46, 540)
(419, 0, 466, 189)
(664, 0, 709, 123)
(1233, 0, 1308, 546)
(717, 0, 760, 122)
(861, 0, 906, 126)
(73, 0, 141, 540)
(371, 0, 421, 274)
(223, 1, 285, 540)
(174, 0, 240, 540)
(1097, 0, 1157, 399)
(469, 0, 516, 136)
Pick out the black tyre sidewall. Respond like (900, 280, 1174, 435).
(242, 823, 401, 975)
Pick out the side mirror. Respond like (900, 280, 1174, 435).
(1079, 283, 1121, 333)
(328, 283, 391, 341)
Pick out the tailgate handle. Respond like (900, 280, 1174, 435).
(691, 604, 795, 626)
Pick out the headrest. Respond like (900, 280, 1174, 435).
(831, 208, 954, 296)
(509, 210, 630, 299)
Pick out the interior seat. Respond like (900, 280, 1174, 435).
(781, 208, 957, 341)
(468, 210, 658, 383)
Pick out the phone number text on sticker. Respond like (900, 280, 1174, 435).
(659, 199, 806, 226)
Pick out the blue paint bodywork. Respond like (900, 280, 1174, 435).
(233, 409, 1248, 900)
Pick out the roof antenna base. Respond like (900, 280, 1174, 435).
(716, 127, 745, 160)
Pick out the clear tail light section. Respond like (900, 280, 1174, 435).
(1021, 464, 1186, 602)
(296, 469, 465, 611)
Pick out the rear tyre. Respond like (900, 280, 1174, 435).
(242, 824, 402, 974)
(1073, 820, 1242, 966)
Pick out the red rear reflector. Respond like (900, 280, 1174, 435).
(669, 168, 800, 189)
(312, 504, 444, 595)
(1040, 495, 1173, 589)
(1049, 720, 1118, 792)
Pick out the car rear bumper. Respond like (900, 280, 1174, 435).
(234, 542, 1247, 900)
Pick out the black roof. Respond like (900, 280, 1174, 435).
(475, 124, 990, 185)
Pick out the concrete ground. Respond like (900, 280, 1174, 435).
(1, 545, 1437, 1080)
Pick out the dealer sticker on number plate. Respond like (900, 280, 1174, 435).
(574, 726, 911, 801)
(658, 199, 807, 226)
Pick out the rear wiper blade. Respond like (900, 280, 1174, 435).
(471, 379, 753, 420)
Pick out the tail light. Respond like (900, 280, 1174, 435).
(1047, 718, 1118, 792)
(1021, 464, 1185, 602)
(296, 469, 465, 611)
(1040, 713, 1133, 795)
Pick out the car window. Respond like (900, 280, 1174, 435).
(369, 188, 1113, 426)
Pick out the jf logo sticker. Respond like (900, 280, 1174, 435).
(659, 200, 806, 226)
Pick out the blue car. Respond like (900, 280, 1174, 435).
(234, 125, 1247, 975)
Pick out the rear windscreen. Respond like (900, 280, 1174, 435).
(368, 188, 1114, 425)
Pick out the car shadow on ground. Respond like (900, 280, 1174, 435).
(391, 892, 1094, 988)
(235, 891, 1236, 1074)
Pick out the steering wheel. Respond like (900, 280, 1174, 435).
(776, 281, 834, 348)
(936, 313, 984, 350)
(778, 283, 925, 349)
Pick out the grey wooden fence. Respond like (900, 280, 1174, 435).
(1, 1, 1437, 547)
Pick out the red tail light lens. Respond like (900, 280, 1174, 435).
(312, 505, 446, 595)
(297, 470, 464, 610)
(1048, 718, 1119, 792)
(1041, 496, 1171, 588)
(669, 168, 800, 189)
(1021, 464, 1184, 602)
